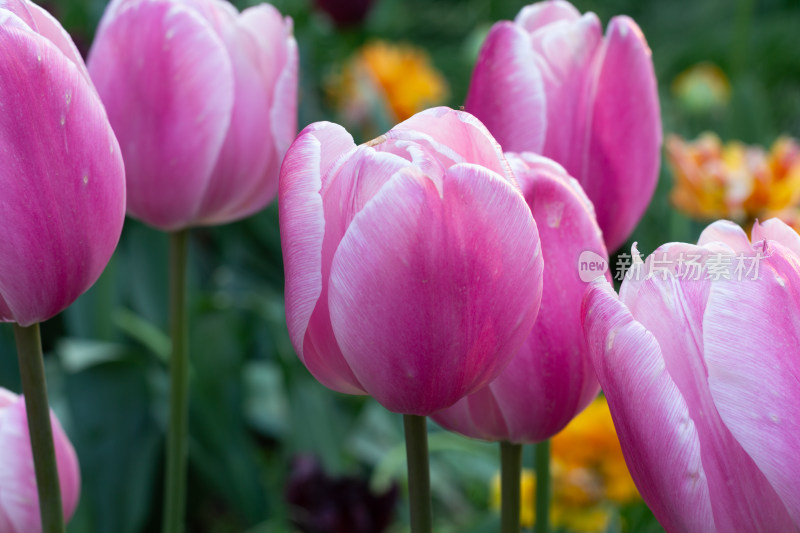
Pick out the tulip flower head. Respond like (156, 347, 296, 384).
(433, 153, 606, 442)
(280, 107, 544, 415)
(583, 218, 800, 531)
(466, 0, 661, 252)
(88, 0, 298, 230)
(0, 0, 126, 326)
(0, 388, 81, 533)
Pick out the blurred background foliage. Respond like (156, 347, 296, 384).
(2, 0, 800, 531)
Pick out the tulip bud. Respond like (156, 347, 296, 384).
(583, 219, 800, 531)
(0, 388, 81, 533)
(433, 153, 607, 442)
(88, 0, 298, 230)
(466, 0, 661, 252)
(0, 0, 126, 326)
(280, 107, 544, 415)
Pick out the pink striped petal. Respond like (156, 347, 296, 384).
(497, 155, 603, 441)
(388, 107, 515, 185)
(583, 280, 715, 533)
(0, 0, 90, 82)
(329, 163, 542, 415)
(620, 262, 794, 530)
(514, 0, 580, 32)
(464, 22, 547, 154)
(0, 394, 80, 532)
(535, 12, 603, 169)
(751, 218, 800, 256)
(704, 245, 800, 523)
(195, 5, 297, 224)
(87, 0, 234, 230)
(580, 16, 660, 252)
(0, 23, 125, 325)
(434, 153, 604, 442)
(301, 146, 411, 395)
(697, 219, 753, 252)
(278, 122, 362, 394)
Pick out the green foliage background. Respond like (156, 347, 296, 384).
(1, 0, 799, 531)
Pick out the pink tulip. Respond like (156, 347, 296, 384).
(583, 219, 800, 531)
(0, 388, 81, 533)
(0, 0, 126, 326)
(87, 0, 297, 230)
(433, 153, 606, 442)
(466, 0, 661, 252)
(280, 107, 544, 415)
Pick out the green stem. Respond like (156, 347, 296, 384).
(731, 0, 755, 76)
(13, 323, 65, 533)
(534, 440, 550, 533)
(500, 441, 522, 533)
(163, 229, 190, 533)
(403, 414, 432, 533)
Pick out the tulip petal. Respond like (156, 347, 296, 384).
(492, 157, 604, 442)
(0, 24, 125, 325)
(279, 122, 361, 394)
(87, 0, 234, 230)
(697, 219, 752, 252)
(436, 154, 604, 442)
(752, 218, 800, 256)
(514, 0, 581, 32)
(464, 21, 547, 154)
(388, 107, 516, 185)
(534, 12, 603, 169)
(432, 382, 510, 440)
(196, 5, 297, 223)
(704, 246, 800, 523)
(621, 266, 795, 530)
(329, 163, 542, 415)
(0, 396, 80, 532)
(579, 16, 661, 251)
(302, 146, 412, 394)
(583, 280, 715, 533)
(0, 0, 90, 82)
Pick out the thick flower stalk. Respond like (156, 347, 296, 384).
(88, 0, 298, 230)
(280, 106, 544, 416)
(0, 388, 81, 533)
(583, 218, 800, 531)
(466, 0, 661, 252)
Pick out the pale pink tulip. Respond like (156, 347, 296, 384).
(280, 107, 544, 415)
(0, 388, 81, 533)
(433, 153, 606, 442)
(88, 0, 297, 230)
(0, 0, 126, 326)
(466, 0, 661, 252)
(583, 219, 800, 531)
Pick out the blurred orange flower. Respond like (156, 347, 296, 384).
(668, 133, 800, 224)
(327, 40, 448, 129)
(490, 396, 639, 532)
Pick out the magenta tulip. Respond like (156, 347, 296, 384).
(466, 0, 661, 252)
(583, 219, 800, 531)
(0, 0, 126, 326)
(280, 107, 544, 415)
(87, 0, 297, 230)
(0, 388, 81, 533)
(433, 153, 606, 442)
